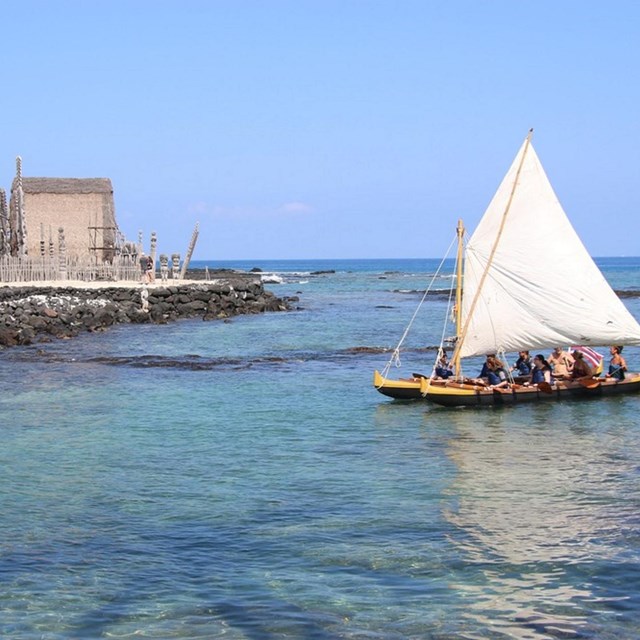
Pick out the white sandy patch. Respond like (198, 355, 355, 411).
(0, 279, 203, 289)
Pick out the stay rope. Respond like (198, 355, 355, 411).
(381, 234, 458, 378)
(422, 237, 463, 393)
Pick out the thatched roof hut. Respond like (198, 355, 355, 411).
(10, 177, 118, 260)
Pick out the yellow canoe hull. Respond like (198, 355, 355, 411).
(374, 370, 640, 407)
(373, 370, 424, 400)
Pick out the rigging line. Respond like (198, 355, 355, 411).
(423, 242, 461, 393)
(435, 245, 461, 373)
(497, 348, 516, 384)
(452, 128, 534, 365)
(381, 234, 458, 377)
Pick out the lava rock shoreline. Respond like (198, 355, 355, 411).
(0, 276, 295, 347)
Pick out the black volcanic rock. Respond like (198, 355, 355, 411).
(0, 278, 291, 347)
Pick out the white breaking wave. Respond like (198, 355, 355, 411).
(260, 274, 284, 284)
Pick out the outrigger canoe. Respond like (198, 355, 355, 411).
(374, 369, 640, 406)
(374, 130, 640, 408)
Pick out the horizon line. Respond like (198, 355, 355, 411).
(189, 255, 640, 262)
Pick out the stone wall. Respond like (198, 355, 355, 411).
(0, 278, 295, 346)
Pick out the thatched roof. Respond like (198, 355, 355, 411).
(14, 178, 113, 194)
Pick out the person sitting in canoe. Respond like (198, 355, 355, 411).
(530, 354, 552, 386)
(434, 349, 454, 379)
(570, 350, 594, 379)
(477, 354, 495, 378)
(606, 345, 627, 380)
(484, 355, 510, 389)
(549, 346, 574, 378)
(510, 350, 533, 376)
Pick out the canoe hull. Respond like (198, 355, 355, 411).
(425, 375, 640, 407)
(374, 370, 640, 407)
(373, 370, 424, 400)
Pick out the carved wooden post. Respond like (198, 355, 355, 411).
(149, 231, 157, 283)
(159, 253, 169, 283)
(150, 231, 157, 262)
(58, 227, 67, 280)
(179, 222, 199, 279)
(16, 157, 28, 257)
(171, 253, 180, 280)
(38, 223, 45, 280)
(48, 225, 54, 281)
(0, 188, 10, 257)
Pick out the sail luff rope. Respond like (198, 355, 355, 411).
(498, 348, 516, 384)
(381, 235, 458, 377)
(422, 243, 461, 394)
(451, 129, 534, 368)
(423, 255, 458, 395)
(434, 242, 462, 374)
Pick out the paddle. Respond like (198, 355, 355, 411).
(462, 376, 488, 387)
(605, 364, 626, 380)
(537, 381, 553, 395)
(577, 376, 601, 389)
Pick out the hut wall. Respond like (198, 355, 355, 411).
(24, 192, 115, 259)
(9, 178, 117, 261)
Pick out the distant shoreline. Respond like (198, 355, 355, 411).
(187, 256, 640, 265)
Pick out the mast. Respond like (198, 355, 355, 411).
(452, 128, 534, 365)
(453, 218, 464, 378)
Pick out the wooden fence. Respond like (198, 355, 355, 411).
(0, 255, 143, 283)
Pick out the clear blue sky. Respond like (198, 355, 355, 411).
(2, 1, 639, 260)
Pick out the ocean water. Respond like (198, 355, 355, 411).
(1, 258, 640, 639)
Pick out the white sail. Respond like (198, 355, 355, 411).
(458, 135, 640, 359)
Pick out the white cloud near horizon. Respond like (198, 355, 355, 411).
(279, 201, 314, 214)
(187, 201, 314, 218)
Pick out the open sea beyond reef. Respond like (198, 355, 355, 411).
(3, 257, 640, 640)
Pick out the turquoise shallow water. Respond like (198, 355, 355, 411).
(1, 258, 640, 639)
